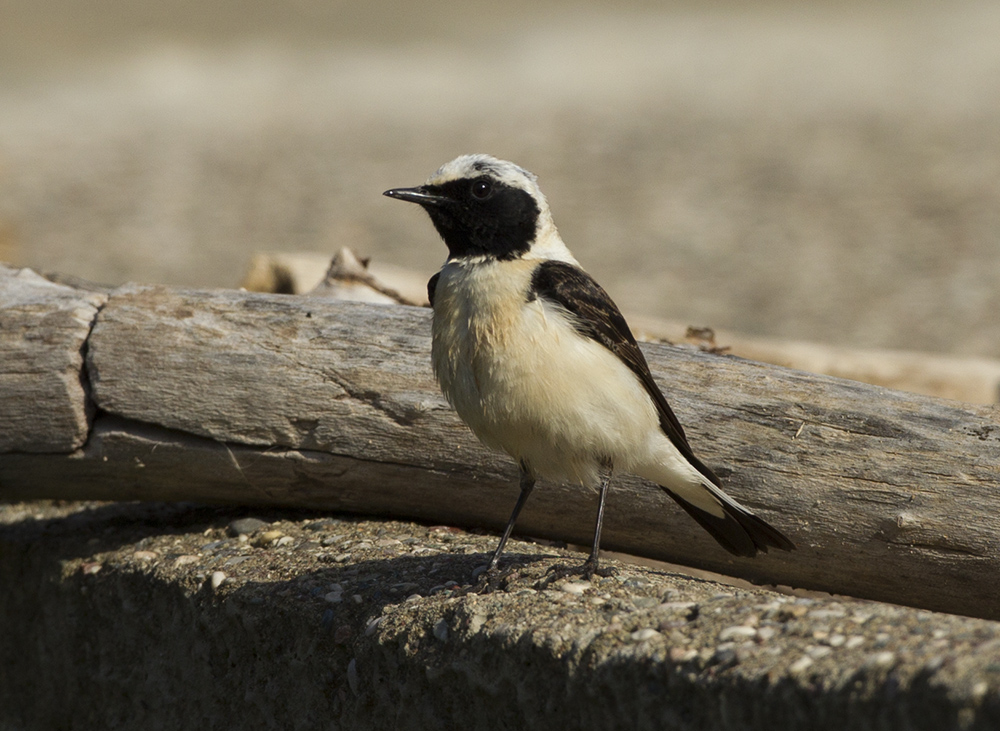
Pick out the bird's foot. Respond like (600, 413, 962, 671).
(465, 563, 519, 594)
(581, 560, 618, 580)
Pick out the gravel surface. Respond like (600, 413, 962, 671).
(3, 500, 1000, 729)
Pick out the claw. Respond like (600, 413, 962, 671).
(466, 563, 519, 594)
(583, 561, 618, 580)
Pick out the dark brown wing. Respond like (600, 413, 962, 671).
(528, 260, 721, 487)
(427, 272, 440, 307)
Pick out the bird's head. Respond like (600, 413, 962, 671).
(384, 154, 570, 263)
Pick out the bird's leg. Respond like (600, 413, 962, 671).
(482, 465, 535, 577)
(538, 462, 617, 588)
(582, 461, 616, 579)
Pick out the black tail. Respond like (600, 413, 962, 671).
(664, 483, 796, 558)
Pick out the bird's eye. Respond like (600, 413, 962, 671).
(471, 179, 493, 200)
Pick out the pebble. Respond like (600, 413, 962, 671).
(132, 550, 158, 562)
(305, 519, 341, 531)
(826, 633, 847, 648)
(808, 608, 847, 620)
(865, 651, 896, 669)
(467, 613, 487, 634)
(365, 616, 386, 637)
(659, 601, 697, 613)
(845, 636, 865, 650)
(789, 655, 814, 674)
(621, 578, 650, 590)
(81, 562, 102, 575)
(434, 619, 450, 642)
(559, 581, 591, 595)
(174, 555, 200, 567)
(923, 656, 946, 673)
(718, 626, 757, 642)
(324, 592, 343, 603)
(632, 597, 660, 609)
(778, 605, 809, 620)
(670, 647, 698, 662)
(346, 659, 359, 696)
(210, 571, 226, 590)
(711, 646, 738, 666)
(756, 626, 776, 642)
(227, 517, 268, 536)
(806, 645, 833, 660)
(252, 530, 285, 547)
(321, 609, 335, 630)
(630, 628, 661, 642)
(659, 619, 685, 632)
(276, 536, 295, 547)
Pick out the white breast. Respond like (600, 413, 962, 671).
(431, 258, 671, 488)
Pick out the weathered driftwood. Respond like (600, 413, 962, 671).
(241, 250, 1000, 404)
(630, 315, 1000, 406)
(0, 264, 106, 452)
(2, 279, 1000, 619)
(305, 247, 425, 306)
(241, 250, 429, 305)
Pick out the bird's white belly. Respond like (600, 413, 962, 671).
(431, 260, 663, 487)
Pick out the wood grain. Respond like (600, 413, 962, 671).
(0, 265, 106, 451)
(3, 281, 999, 618)
(237, 250, 1000, 404)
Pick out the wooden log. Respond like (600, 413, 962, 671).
(630, 316, 1000, 405)
(241, 250, 429, 305)
(3, 282, 999, 619)
(0, 264, 106, 452)
(239, 250, 1000, 404)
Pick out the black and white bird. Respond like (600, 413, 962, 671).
(385, 154, 794, 576)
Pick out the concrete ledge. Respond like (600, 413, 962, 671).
(3, 501, 1000, 730)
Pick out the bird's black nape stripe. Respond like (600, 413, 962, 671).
(528, 260, 721, 487)
(419, 178, 539, 261)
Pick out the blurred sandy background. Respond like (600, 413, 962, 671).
(1, 0, 998, 357)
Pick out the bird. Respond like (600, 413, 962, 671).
(384, 154, 794, 577)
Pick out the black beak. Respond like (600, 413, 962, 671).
(383, 186, 449, 207)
